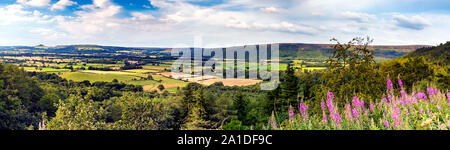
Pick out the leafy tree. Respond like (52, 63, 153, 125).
(222, 119, 242, 130)
(298, 71, 325, 113)
(278, 63, 299, 111)
(147, 75, 154, 80)
(38, 93, 59, 117)
(0, 63, 44, 129)
(182, 105, 211, 130)
(121, 61, 143, 70)
(103, 93, 182, 130)
(281, 64, 299, 100)
(181, 83, 202, 111)
(232, 91, 249, 125)
(46, 95, 108, 130)
(84, 87, 111, 102)
(116, 96, 158, 130)
(381, 56, 434, 92)
(180, 84, 221, 129)
(266, 84, 281, 112)
(321, 37, 384, 104)
(157, 84, 165, 91)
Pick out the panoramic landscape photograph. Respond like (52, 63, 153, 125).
(0, 0, 449, 142)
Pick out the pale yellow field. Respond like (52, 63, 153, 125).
(197, 78, 262, 86)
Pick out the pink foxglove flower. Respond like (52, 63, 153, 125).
(298, 102, 308, 120)
(288, 106, 294, 121)
(352, 96, 365, 108)
(369, 103, 374, 111)
(387, 78, 393, 91)
(417, 92, 427, 100)
(271, 113, 277, 130)
(446, 92, 450, 106)
(327, 91, 334, 101)
(321, 101, 326, 110)
(391, 105, 401, 129)
(427, 88, 435, 96)
(322, 111, 327, 121)
(383, 120, 389, 129)
(344, 104, 352, 120)
(352, 108, 359, 118)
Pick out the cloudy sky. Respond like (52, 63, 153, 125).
(0, 0, 450, 47)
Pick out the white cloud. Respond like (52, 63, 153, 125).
(50, 0, 77, 11)
(160, 7, 215, 23)
(93, 0, 111, 8)
(152, 0, 316, 34)
(30, 28, 67, 40)
(17, 0, 50, 7)
(0, 4, 50, 25)
(131, 12, 155, 21)
(54, 0, 122, 38)
(227, 19, 317, 34)
(338, 11, 376, 23)
(150, 0, 174, 8)
(260, 7, 280, 13)
(392, 14, 431, 30)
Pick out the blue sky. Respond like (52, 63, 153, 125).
(0, 0, 450, 47)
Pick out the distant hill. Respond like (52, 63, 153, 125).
(278, 43, 429, 62)
(406, 42, 450, 65)
(0, 43, 429, 62)
(0, 45, 168, 54)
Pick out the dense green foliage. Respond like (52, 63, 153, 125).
(381, 42, 449, 91)
(408, 42, 450, 65)
(0, 63, 43, 129)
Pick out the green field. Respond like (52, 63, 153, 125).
(61, 72, 138, 83)
(21, 67, 71, 72)
(61, 70, 187, 93)
(142, 65, 171, 71)
(20, 61, 187, 93)
(127, 74, 188, 92)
